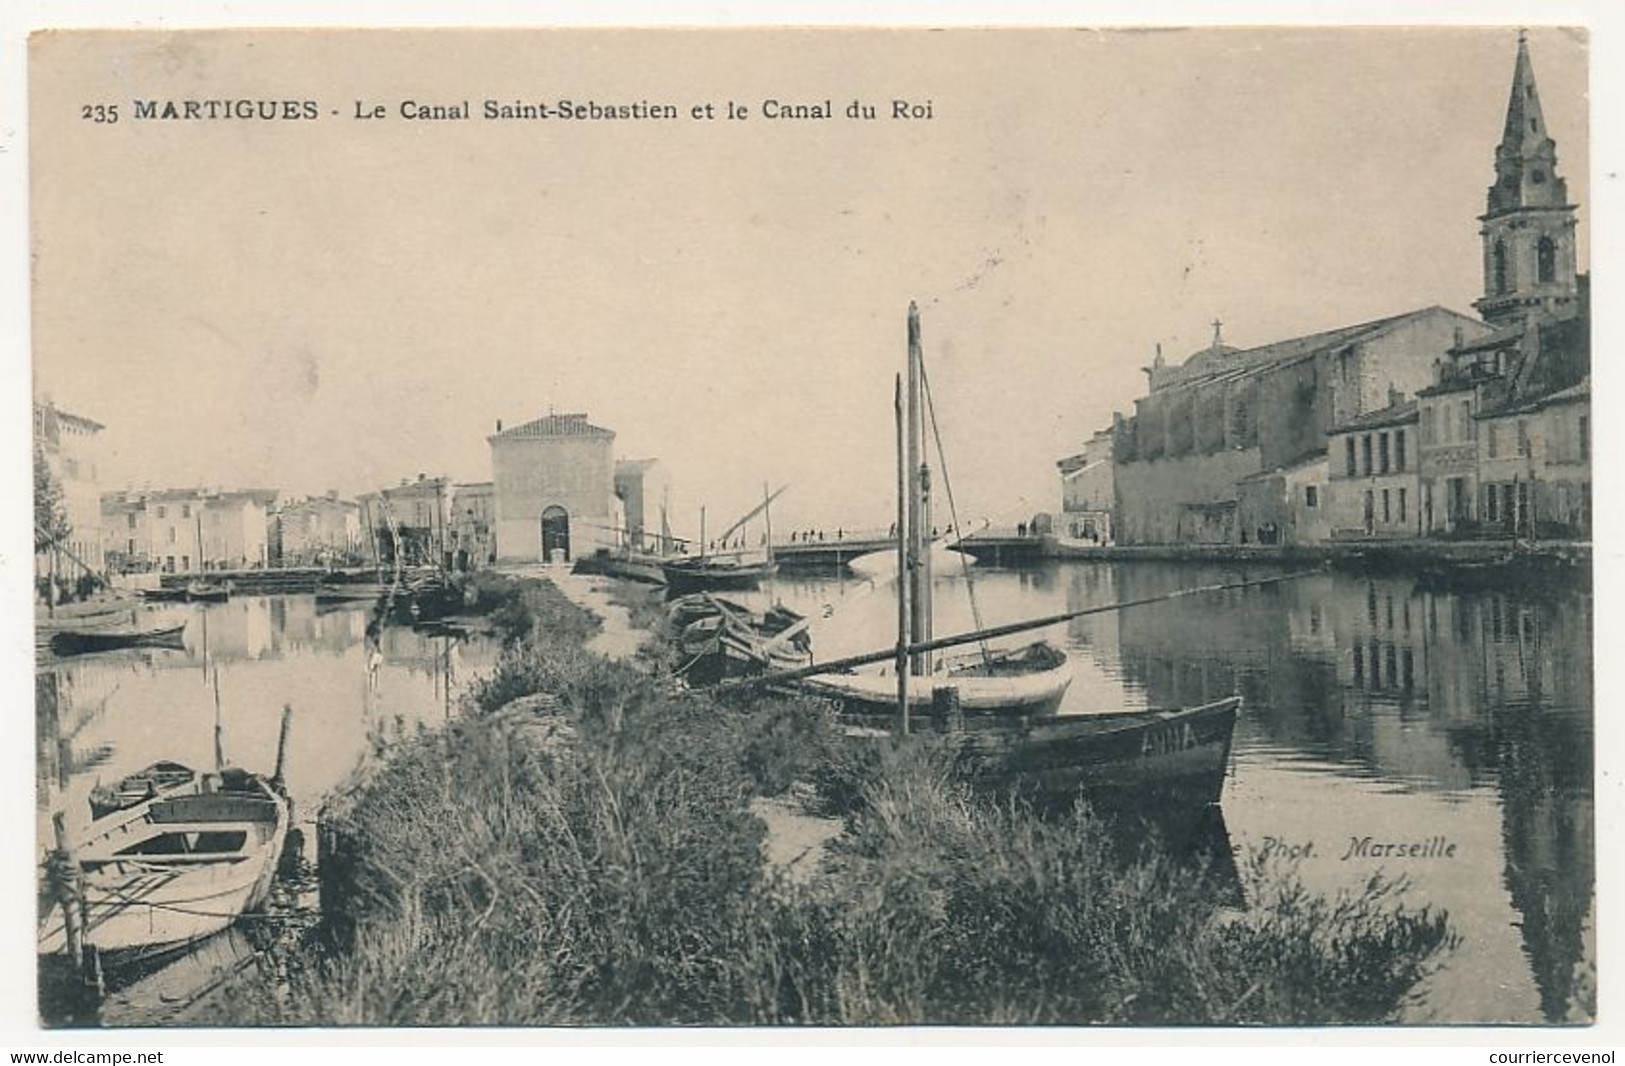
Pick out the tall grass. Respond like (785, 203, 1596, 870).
(215, 574, 1456, 1027)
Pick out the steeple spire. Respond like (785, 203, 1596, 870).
(1487, 29, 1568, 218)
(1475, 31, 1579, 327)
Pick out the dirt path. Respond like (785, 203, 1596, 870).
(512, 565, 646, 662)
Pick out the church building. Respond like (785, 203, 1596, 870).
(1091, 32, 1584, 548)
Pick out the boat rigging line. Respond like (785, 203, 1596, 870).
(917, 346, 990, 664)
(714, 567, 1324, 692)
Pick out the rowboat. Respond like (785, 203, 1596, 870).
(185, 582, 229, 603)
(800, 641, 1073, 719)
(49, 624, 187, 656)
(139, 587, 190, 603)
(39, 767, 290, 971)
(88, 762, 198, 821)
(671, 594, 811, 684)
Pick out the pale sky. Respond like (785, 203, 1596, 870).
(29, 27, 1589, 536)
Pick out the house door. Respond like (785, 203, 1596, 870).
(540, 506, 571, 562)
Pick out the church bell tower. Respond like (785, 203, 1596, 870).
(1474, 32, 1580, 327)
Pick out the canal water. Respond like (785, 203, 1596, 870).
(35, 568, 1592, 1026)
(36, 596, 501, 880)
(752, 559, 1595, 1026)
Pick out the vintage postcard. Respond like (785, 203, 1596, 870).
(16, 19, 1605, 1041)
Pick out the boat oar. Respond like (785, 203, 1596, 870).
(715, 567, 1324, 692)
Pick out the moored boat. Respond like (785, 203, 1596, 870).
(800, 641, 1072, 719)
(775, 303, 1239, 809)
(50, 623, 187, 656)
(574, 549, 670, 585)
(953, 697, 1241, 810)
(661, 557, 778, 594)
(38, 767, 290, 971)
(88, 762, 198, 821)
(185, 581, 229, 603)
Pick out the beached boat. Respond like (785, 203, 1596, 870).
(49, 623, 187, 656)
(39, 767, 290, 971)
(139, 586, 190, 603)
(670, 594, 811, 684)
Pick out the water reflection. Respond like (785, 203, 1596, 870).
(36, 596, 499, 862)
(762, 560, 1593, 1023)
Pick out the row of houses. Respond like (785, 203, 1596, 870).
(356, 417, 673, 569)
(37, 402, 670, 580)
(1058, 33, 1590, 549)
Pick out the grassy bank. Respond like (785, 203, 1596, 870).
(214, 574, 1456, 1026)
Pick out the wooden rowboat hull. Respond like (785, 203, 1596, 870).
(49, 625, 187, 656)
(837, 696, 1240, 810)
(961, 697, 1241, 810)
(661, 561, 777, 594)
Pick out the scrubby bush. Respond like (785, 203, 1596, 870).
(219, 575, 1457, 1028)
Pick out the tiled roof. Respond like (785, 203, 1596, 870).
(492, 412, 615, 440)
(1329, 399, 1418, 434)
(1153, 307, 1481, 393)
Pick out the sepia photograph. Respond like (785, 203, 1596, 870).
(11, 11, 1608, 1042)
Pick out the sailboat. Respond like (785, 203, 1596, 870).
(660, 487, 785, 594)
(792, 304, 1240, 810)
(798, 303, 1074, 720)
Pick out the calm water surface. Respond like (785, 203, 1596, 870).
(36, 569, 1592, 1025)
(37, 596, 500, 868)
(750, 558, 1595, 1025)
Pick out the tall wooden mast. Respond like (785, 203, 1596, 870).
(906, 302, 933, 676)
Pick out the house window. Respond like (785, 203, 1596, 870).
(1421, 406, 1435, 444)
(1517, 419, 1530, 457)
(1395, 429, 1407, 472)
(1382, 489, 1391, 523)
(1494, 239, 1509, 295)
(1487, 484, 1501, 524)
(1362, 434, 1374, 476)
(182, 504, 191, 519)
(157, 505, 167, 519)
(1538, 237, 1556, 283)
(1379, 432, 1391, 474)
(1345, 438, 1357, 477)
(167, 526, 176, 544)
(1462, 400, 1476, 440)
(181, 555, 190, 571)
(1580, 414, 1589, 461)
(1305, 485, 1319, 508)
(1398, 488, 1408, 525)
(127, 512, 136, 529)
(1488, 423, 1500, 458)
